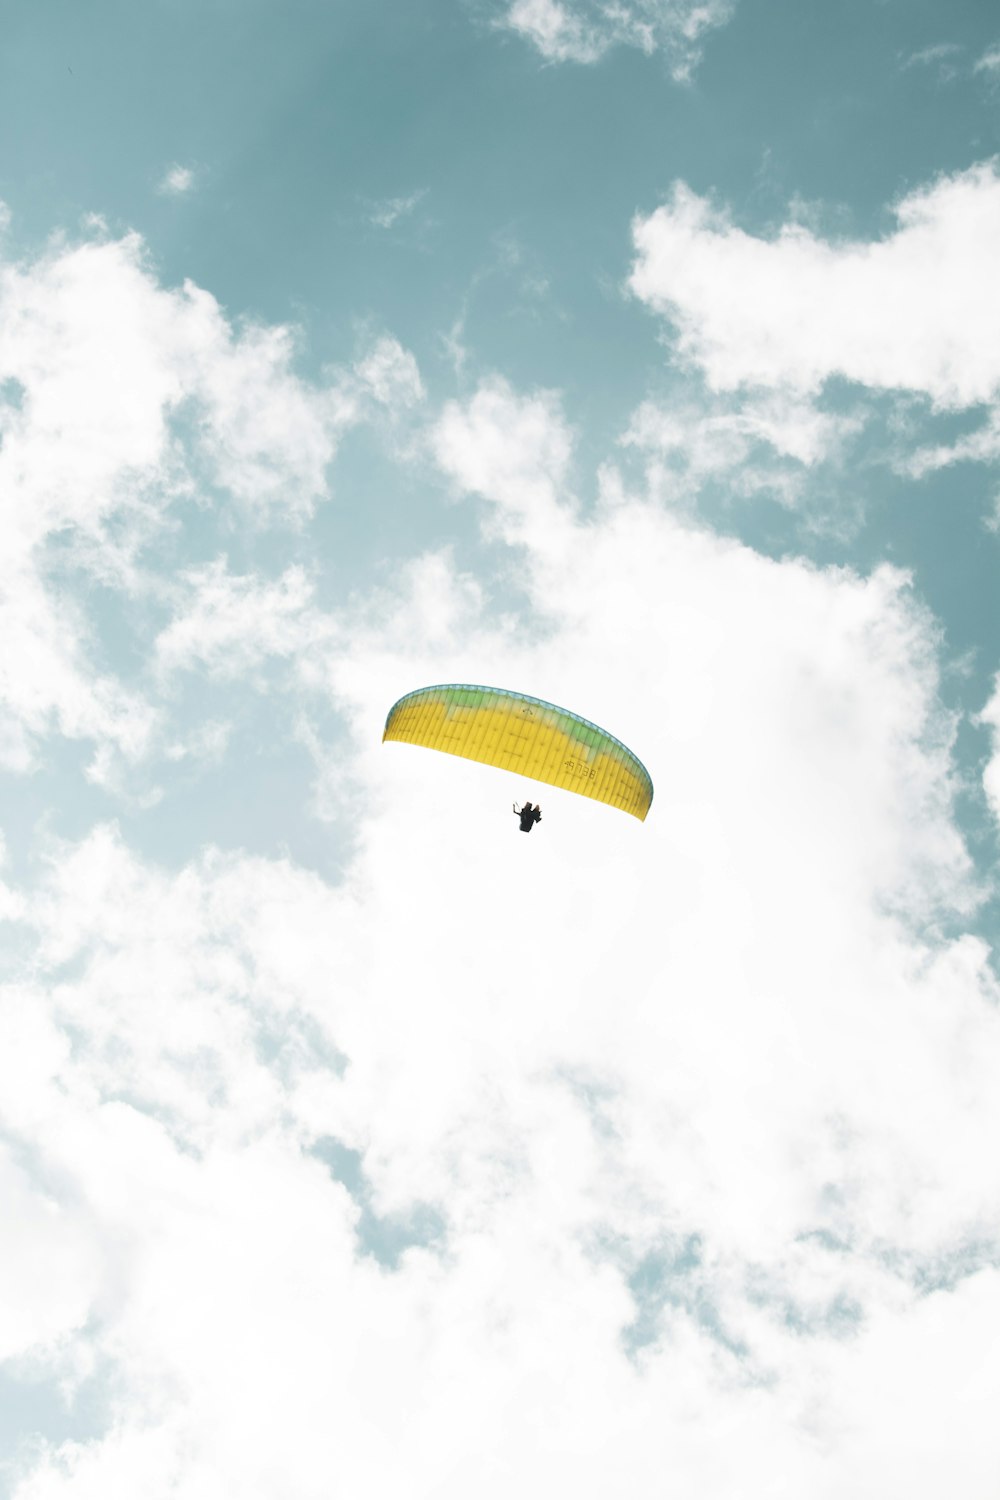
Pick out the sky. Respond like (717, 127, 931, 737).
(2, 0, 1000, 1494)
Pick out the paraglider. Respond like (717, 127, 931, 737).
(382, 684, 653, 822)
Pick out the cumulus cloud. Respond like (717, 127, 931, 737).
(434, 375, 575, 554)
(187, 307, 353, 518)
(3, 375, 1000, 1490)
(630, 164, 1000, 409)
(974, 45, 1000, 76)
(497, 0, 734, 77)
(0, 1143, 102, 1364)
(2, 186, 999, 1488)
(0, 225, 420, 780)
(429, 380, 974, 921)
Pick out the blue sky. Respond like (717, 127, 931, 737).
(3, 1, 1000, 1495)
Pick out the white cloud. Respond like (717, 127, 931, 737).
(164, 718, 232, 765)
(434, 375, 576, 554)
(3, 223, 1000, 1488)
(156, 164, 196, 197)
(976, 674, 1000, 825)
(0, 564, 159, 777)
(0, 226, 421, 780)
(368, 190, 425, 229)
(974, 45, 1000, 76)
(498, 0, 735, 78)
(154, 560, 325, 680)
(0, 1142, 102, 1364)
(0, 832, 26, 922)
(353, 335, 425, 409)
(900, 41, 962, 77)
(620, 389, 864, 509)
(4, 422, 1000, 1489)
(630, 164, 1000, 409)
(428, 380, 975, 930)
(186, 305, 353, 519)
(903, 408, 1000, 478)
(0, 225, 378, 535)
(502, 0, 607, 62)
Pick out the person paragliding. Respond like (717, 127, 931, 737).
(513, 800, 542, 833)
(382, 684, 653, 824)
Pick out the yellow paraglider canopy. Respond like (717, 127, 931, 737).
(383, 684, 652, 820)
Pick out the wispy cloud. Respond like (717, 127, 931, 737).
(156, 163, 197, 196)
(368, 189, 426, 229)
(154, 561, 323, 681)
(900, 41, 962, 76)
(618, 389, 865, 519)
(353, 335, 425, 408)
